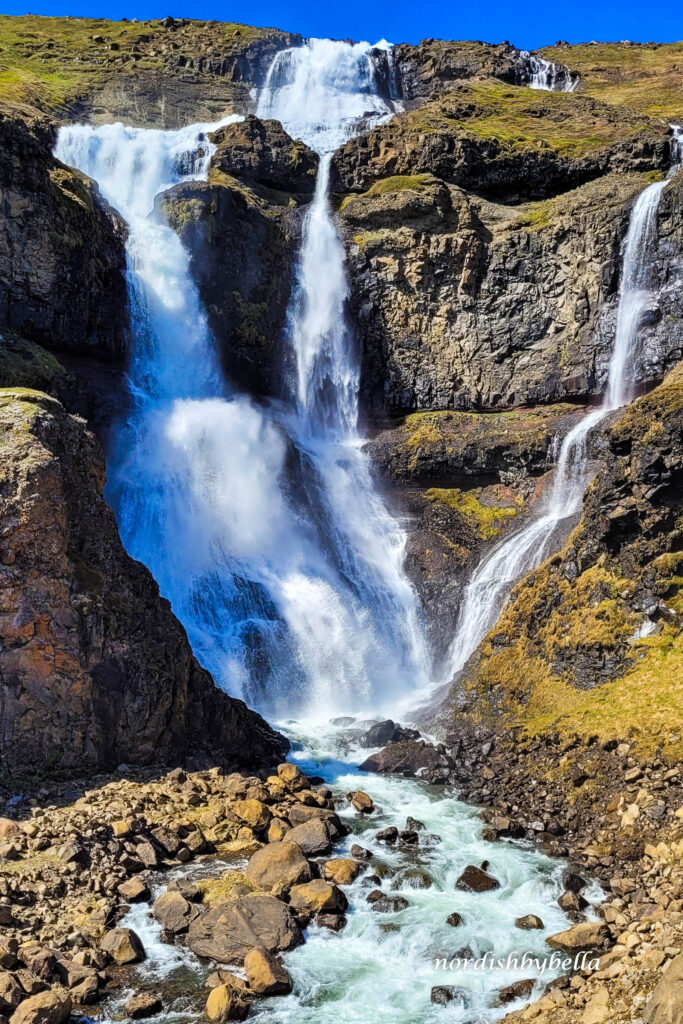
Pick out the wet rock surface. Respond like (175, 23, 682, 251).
(158, 166, 301, 400)
(0, 111, 128, 362)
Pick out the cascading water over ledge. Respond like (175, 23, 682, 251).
(55, 40, 426, 723)
(519, 51, 579, 92)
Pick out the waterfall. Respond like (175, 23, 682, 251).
(442, 160, 675, 683)
(521, 52, 578, 92)
(55, 39, 427, 721)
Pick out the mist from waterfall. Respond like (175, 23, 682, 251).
(442, 164, 674, 683)
(55, 39, 427, 721)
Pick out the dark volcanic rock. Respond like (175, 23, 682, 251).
(391, 39, 522, 101)
(158, 176, 299, 399)
(358, 719, 420, 747)
(360, 740, 453, 781)
(456, 865, 501, 892)
(0, 110, 128, 361)
(331, 86, 668, 199)
(0, 390, 287, 776)
(211, 116, 318, 194)
(343, 172, 675, 416)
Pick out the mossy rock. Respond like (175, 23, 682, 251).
(0, 334, 69, 395)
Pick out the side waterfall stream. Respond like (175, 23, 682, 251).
(52, 38, 678, 1024)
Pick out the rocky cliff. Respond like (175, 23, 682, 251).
(0, 109, 128, 362)
(366, 402, 588, 656)
(0, 14, 300, 127)
(0, 389, 287, 777)
(336, 91, 682, 414)
(158, 118, 316, 398)
(441, 362, 683, 758)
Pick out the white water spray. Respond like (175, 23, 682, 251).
(522, 52, 578, 92)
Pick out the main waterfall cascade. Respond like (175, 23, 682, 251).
(442, 140, 680, 684)
(55, 40, 427, 720)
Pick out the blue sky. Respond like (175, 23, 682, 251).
(2, 0, 681, 49)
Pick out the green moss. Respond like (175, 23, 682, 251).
(426, 486, 523, 540)
(0, 14, 275, 112)
(0, 335, 68, 394)
(340, 174, 432, 212)
(197, 869, 259, 905)
(352, 229, 391, 251)
(395, 79, 662, 160)
(514, 200, 552, 231)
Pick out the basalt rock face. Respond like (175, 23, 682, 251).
(0, 390, 287, 777)
(330, 84, 669, 200)
(158, 174, 300, 399)
(365, 403, 589, 662)
(343, 173, 654, 415)
(389, 40, 523, 102)
(210, 116, 319, 195)
(158, 119, 312, 399)
(0, 110, 128, 362)
(590, 171, 683, 396)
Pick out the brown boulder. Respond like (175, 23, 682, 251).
(244, 947, 292, 996)
(515, 914, 544, 930)
(286, 819, 332, 857)
(153, 890, 202, 935)
(123, 994, 163, 1019)
(546, 922, 610, 952)
(232, 799, 271, 832)
(100, 927, 145, 965)
(455, 865, 500, 892)
(288, 880, 348, 916)
(347, 791, 374, 813)
(187, 894, 302, 964)
(644, 952, 683, 1024)
(118, 876, 151, 902)
(267, 818, 291, 843)
(245, 841, 312, 897)
(0, 820, 22, 840)
(69, 975, 99, 1004)
(9, 991, 71, 1024)
(277, 763, 308, 791)
(322, 859, 362, 885)
(0, 972, 23, 1012)
(205, 984, 249, 1022)
(497, 979, 535, 1005)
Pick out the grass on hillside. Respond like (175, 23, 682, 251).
(401, 79, 663, 158)
(541, 42, 683, 122)
(0, 14, 269, 112)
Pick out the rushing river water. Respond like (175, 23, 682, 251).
(52, 35, 680, 1024)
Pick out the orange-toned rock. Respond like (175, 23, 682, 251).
(322, 858, 362, 885)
